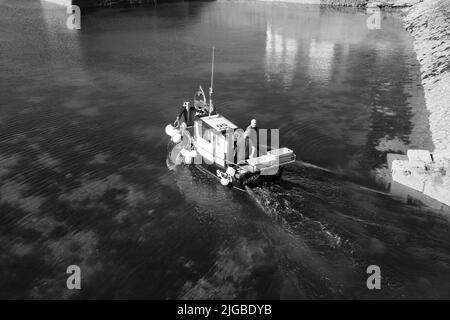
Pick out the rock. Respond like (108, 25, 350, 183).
(367, 1, 384, 8)
(392, 2, 412, 7)
(365, 0, 423, 8)
(394, 0, 423, 7)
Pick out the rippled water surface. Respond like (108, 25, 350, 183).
(1, 0, 449, 299)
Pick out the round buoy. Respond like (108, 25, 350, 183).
(180, 148, 189, 157)
(171, 133, 182, 144)
(220, 178, 230, 186)
(184, 156, 193, 164)
(165, 124, 175, 137)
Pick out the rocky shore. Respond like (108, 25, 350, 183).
(383, 0, 450, 211)
(320, 0, 418, 7)
(404, 0, 450, 155)
(254, 0, 421, 8)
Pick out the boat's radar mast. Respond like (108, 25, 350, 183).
(209, 47, 215, 116)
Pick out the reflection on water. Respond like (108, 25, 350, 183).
(40, 1, 90, 88)
(0, 1, 448, 299)
(265, 25, 298, 89)
(307, 39, 335, 83)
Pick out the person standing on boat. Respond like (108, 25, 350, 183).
(244, 119, 258, 159)
(194, 86, 207, 115)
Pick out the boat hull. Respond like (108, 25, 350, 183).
(167, 141, 284, 191)
(195, 161, 283, 191)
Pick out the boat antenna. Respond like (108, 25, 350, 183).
(209, 47, 214, 117)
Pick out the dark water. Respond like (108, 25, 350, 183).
(1, 0, 449, 299)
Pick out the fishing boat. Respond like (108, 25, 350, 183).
(165, 48, 296, 190)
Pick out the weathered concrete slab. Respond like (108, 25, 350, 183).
(392, 159, 427, 192)
(407, 149, 432, 163)
(390, 149, 450, 208)
(387, 153, 408, 171)
(391, 181, 450, 213)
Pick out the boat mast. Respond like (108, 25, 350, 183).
(209, 47, 214, 117)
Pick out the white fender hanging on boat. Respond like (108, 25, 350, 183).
(180, 148, 189, 157)
(173, 128, 181, 136)
(226, 166, 236, 176)
(179, 148, 196, 163)
(220, 177, 230, 186)
(165, 124, 175, 137)
(171, 133, 182, 143)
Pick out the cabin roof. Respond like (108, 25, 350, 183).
(200, 114, 238, 132)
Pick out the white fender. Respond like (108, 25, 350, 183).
(184, 156, 193, 164)
(180, 148, 189, 157)
(165, 124, 175, 137)
(226, 167, 236, 176)
(220, 177, 230, 186)
(171, 133, 182, 144)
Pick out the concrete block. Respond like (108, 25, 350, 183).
(423, 179, 450, 207)
(387, 153, 408, 171)
(433, 151, 450, 162)
(407, 149, 432, 163)
(391, 160, 427, 192)
(390, 149, 450, 210)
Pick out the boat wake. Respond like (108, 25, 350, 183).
(245, 161, 351, 253)
(245, 159, 450, 297)
(169, 153, 450, 298)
